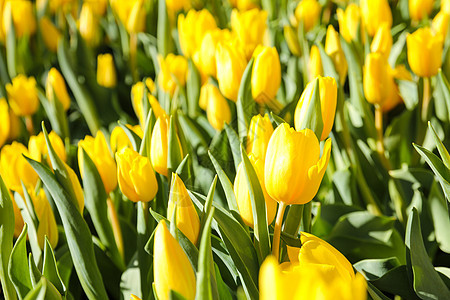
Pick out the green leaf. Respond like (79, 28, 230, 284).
(406, 208, 450, 299)
(294, 78, 323, 140)
(118, 122, 142, 152)
(168, 115, 183, 173)
(436, 71, 450, 122)
(24, 277, 62, 300)
(187, 59, 201, 117)
(236, 58, 255, 141)
(224, 124, 242, 172)
(42, 238, 65, 295)
(170, 290, 188, 300)
(270, 112, 287, 126)
(428, 122, 450, 169)
(428, 181, 450, 253)
(5, 17, 16, 78)
(37, 90, 69, 140)
(28, 253, 41, 288)
(367, 282, 392, 300)
(156, 0, 172, 57)
(139, 108, 156, 158)
(9, 224, 32, 298)
(354, 258, 401, 281)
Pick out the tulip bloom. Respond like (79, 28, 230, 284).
(29, 131, 67, 168)
(116, 147, 158, 203)
(195, 29, 233, 78)
(199, 83, 231, 131)
(46, 68, 71, 111)
(409, 0, 434, 22)
(6, 74, 39, 116)
(251, 46, 281, 104)
(39, 17, 61, 53)
(165, 0, 190, 13)
(2, 0, 36, 38)
(79, 3, 100, 47)
(32, 188, 58, 249)
(407, 27, 443, 78)
(432, 11, 450, 39)
(158, 54, 188, 96)
(337, 4, 361, 42)
(246, 114, 273, 161)
(325, 25, 348, 85)
(265, 124, 331, 205)
(167, 173, 200, 245)
(0, 98, 10, 148)
(132, 79, 165, 125)
(0, 142, 38, 191)
(360, 0, 392, 36)
(97, 54, 117, 88)
(294, 0, 321, 32)
(294, 76, 337, 141)
(309, 45, 323, 80)
(153, 220, 196, 300)
(150, 116, 169, 177)
(110, 126, 142, 153)
(371, 24, 392, 57)
(62, 160, 85, 213)
(126, 0, 146, 33)
(234, 153, 277, 227)
(363, 53, 391, 105)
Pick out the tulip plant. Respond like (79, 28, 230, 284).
(1, 0, 450, 300)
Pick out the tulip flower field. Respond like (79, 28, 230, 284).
(2, 0, 450, 299)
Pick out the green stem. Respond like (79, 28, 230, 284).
(375, 105, 391, 170)
(272, 202, 287, 261)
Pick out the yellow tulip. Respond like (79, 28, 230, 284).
(363, 53, 391, 105)
(7, 106, 20, 141)
(432, 11, 450, 39)
(251, 45, 281, 104)
(195, 29, 233, 78)
(131, 79, 164, 125)
(360, 0, 392, 36)
(158, 54, 188, 96)
(265, 124, 331, 205)
(246, 113, 273, 161)
(167, 173, 200, 245)
(46, 68, 71, 111)
(284, 26, 302, 56)
(199, 83, 231, 131)
(149, 95, 166, 120)
(409, 0, 434, 21)
(85, 0, 108, 16)
(215, 42, 247, 101)
(6, 74, 39, 116)
(0, 142, 38, 191)
(32, 188, 58, 249)
(78, 131, 117, 194)
(39, 17, 61, 53)
(443, 0, 450, 14)
(97, 54, 117, 88)
(337, 4, 361, 42)
(29, 131, 67, 168)
(2, 0, 36, 38)
(229, 0, 259, 11)
(130, 295, 141, 300)
(294, 76, 337, 141)
(79, 3, 100, 47)
(309, 45, 323, 80)
(110, 125, 143, 153)
(153, 220, 196, 300)
(110, 0, 134, 28)
(126, 0, 146, 33)
(381, 78, 402, 113)
(325, 25, 348, 85)
(42, 0, 78, 15)
(371, 24, 392, 57)
(294, 0, 321, 32)
(234, 153, 277, 227)
(0, 98, 10, 148)
(116, 147, 158, 203)
(12, 193, 24, 238)
(231, 8, 268, 59)
(165, 0, 190, 13)
(62, 160, 85, 213)
(407, 27, 443, 77)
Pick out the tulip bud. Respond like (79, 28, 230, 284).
(62, 160, 85, 213)
(126, 0, 146, 33)
(215, 42, 247, 101)
(407, 27, 443, 78)
(0, 98, 10, 148)
(79, 3, 100, 47)
(231, 8, 268, 59)
(29, 131, 67, 168)
(6, 74, 39, 116)
(167, 173, 200, 244)
(443, 0, 450, 14)
(158, 54, 188, 96)
(78, 131, 117, 194)
(409, 0, 434, 22)
(39, 17, 61, 53)
(0, 142, 38, 191)
(363, 53, 391, 105)
(264, 124, 331, 205)
(46, 68, 71, 111)
(32, 188, 58, 249)
(309, 45, 323, 80)
(131, 80, 163, 124)
(97, 54, 117, 88)
(199, 83, 231, 131)
(165, 0, 190, 13)
(195, 29, 232, 78)
(284, 26, 302, 56)
(110, 126, 134, 153)
(294, 0, 321, 32)
(325, 25, 348, 85)
(251, 46, 281, 104)
(234, 153, 277, 227)
(432, 11, 450, 39)
(337, 4, 361, 42)
(149, 95, 166, 119)
(294, 76, 337, 141)
(370, 24, 392, 57)
(116, 147, 158, 202)
(246, 114, 273, 161)
(153, 220, 196, 300)
(360, 0, 392, 36)
(2, 0, 36, 38)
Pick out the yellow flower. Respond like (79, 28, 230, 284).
(234, 153, 277, 227)
(309, 45, 323, 82)
(28, 131, 67, 168)
(294, 76, 337, 141)
(158, 54, 188, 96)
(0, 98, 10, 148)
(370, 23, 392, 57)
(167, 173, 200, 245)
(432, 10, 450, 39)
(130, 295, 141, 300)
(39, 17, 61, 53)
(443, 0, 450, 14)
(78, 131, 117, 194)
(110, 125, 143, 153)
(85, 0, 108, 16)
(165, 0, 190, 13)
(199, 83, 231, 131)
(131, 79, 164, 125)
(126, 0, 146, 33)
(215, 42, 247, 101)
(231, 8, 268, 59)
(409, 0, 434, 21)
(195, 29, 233, 78)
(178, 9, 217, 57)
(283, 26, 302, 56)
(251, 45, 281, 104)
(149, 95, 166, 119)
(46, 68, 71, 111)
(229, 0, 259, 11)
(154, 220, 196, 300)
(360, 0, 392, 37)
(407, 27, 443, 77)
(97, 54, 117, 88)
(79, 3, 100, 47)
(0, 142, 38, 191)
(264, 124, 331, 205)
(337, 4, 361, 42)
(325, 25, 348, 85)
(62, 160, 85, 213)
(6, 74, 39, 116)
(2, 0, 36, 38)
(246, 113, 273, 161)
(32, 188, 58, 249)
(294, 0, 321, 32)
(363, 53, 391, 105)
(116, 147, 158, 203)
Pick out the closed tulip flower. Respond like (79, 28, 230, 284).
(337, 4, 361, 42)
(32, 188, 58, 249)
(360, 0, 392, 36)
(407, 27, 443, 77)
(294, 0, 321, 32)
(432, 11, 450, 39)
(165, 0, 190, 13)
(371, 24, 392, 57)
(215, 42, 247, 101)
(325, 25, 348, 85)
(154, 220, 196, 300)
(246, 114, 273, 161)
(116, 147, 158, 203)
(0, 142, 38, 191)
(78, 131, 117, 194)
(97, 54, 117, 88)
(309, 45, 323, 80)
(265, 123, 331, 205)
(29, 131, 67, 168)
(39, 17, 61, 53)
(234, 153, 277, 227)
(363, 53, 391, 105)
(2, 0, 36, 38)
(126, 0, 146, 33)
(79, 3, 100, 47)
(284, 25, 302, 56)
(62, 160, 85, 213)
(6, 74, 39, 116)
(195, 29, 232, 78)
(167, 173, 200, 244)
(443, 0, 450, 14)
(409, 0, 434, 22)
(251, 46, 281, 104)
(158, 54, 188, 96)
(46, 68, 71, 111)
(0, 98, 10, 148)
(294, 76, 337, 141)
(131, 79, 164, 125)
(110, 125, 143, 153)
(229, 0, 259, 11)
(199, 83, 231, 131)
